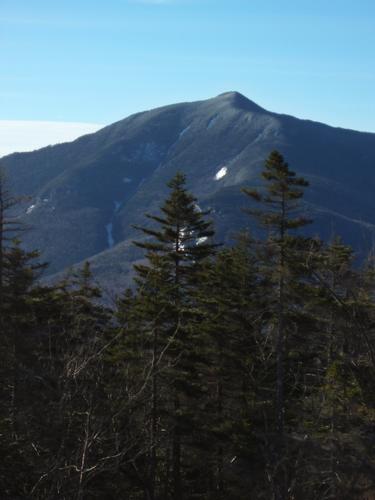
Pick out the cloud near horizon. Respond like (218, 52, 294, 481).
(0, 120, 103, 158)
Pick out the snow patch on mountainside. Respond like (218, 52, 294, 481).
(207, 114, 219, 129)
(179, 125, 191, 138)
(215, 167, 227, 180)
(26, 204, 36, 214)
(106, 223, 114, 248)
(105, 201, 122, 249)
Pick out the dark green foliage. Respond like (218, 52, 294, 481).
(124, 172, 218, 499)
(2, 163, 375, 499)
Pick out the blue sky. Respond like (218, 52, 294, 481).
(1, 0, 375, 154)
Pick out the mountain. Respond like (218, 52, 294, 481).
(2, 91, 375, 293)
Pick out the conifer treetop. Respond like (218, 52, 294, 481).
(133, 171, 217, 264)
(243, 150, 312, 234)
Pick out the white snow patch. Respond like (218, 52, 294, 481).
(196, 236, 208, 245)
(42, 198, 49, 203)
(26, 204, 36, 214)
(105, 201, 121, 248)
(194, 203, 202, 213)
(215, 167, 228, 180)
(179, 125, 191, 138)
(105, 223, 115, 249)
(123, 177, 132, 183)
(207, 115, 219, 129)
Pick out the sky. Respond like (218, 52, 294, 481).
(1, 0, 375, 156)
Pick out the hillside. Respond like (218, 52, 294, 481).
(2, 91, 375, 291)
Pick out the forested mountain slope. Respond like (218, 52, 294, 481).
(2, 91, 375, 289)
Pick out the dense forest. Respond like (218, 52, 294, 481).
(1, 151, 375, 500)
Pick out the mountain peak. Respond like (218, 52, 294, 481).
(214, 91, 265, 113)
(4, 92, 375, 291)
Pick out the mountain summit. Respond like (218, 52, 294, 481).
(2, 92, 375, 290)
(214, 91, 266, 112)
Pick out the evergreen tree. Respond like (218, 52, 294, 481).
(128, 172, 217, 499)
(243, 151, 312, 499)
(0, 169, 52, 498)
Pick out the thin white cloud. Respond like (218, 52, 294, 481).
(0, 121, 103, 158)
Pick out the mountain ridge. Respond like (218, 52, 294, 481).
(2, 91, 375, 292)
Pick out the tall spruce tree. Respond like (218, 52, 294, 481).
(130, 172, 217, 499)
(243, 151, 312, 499)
